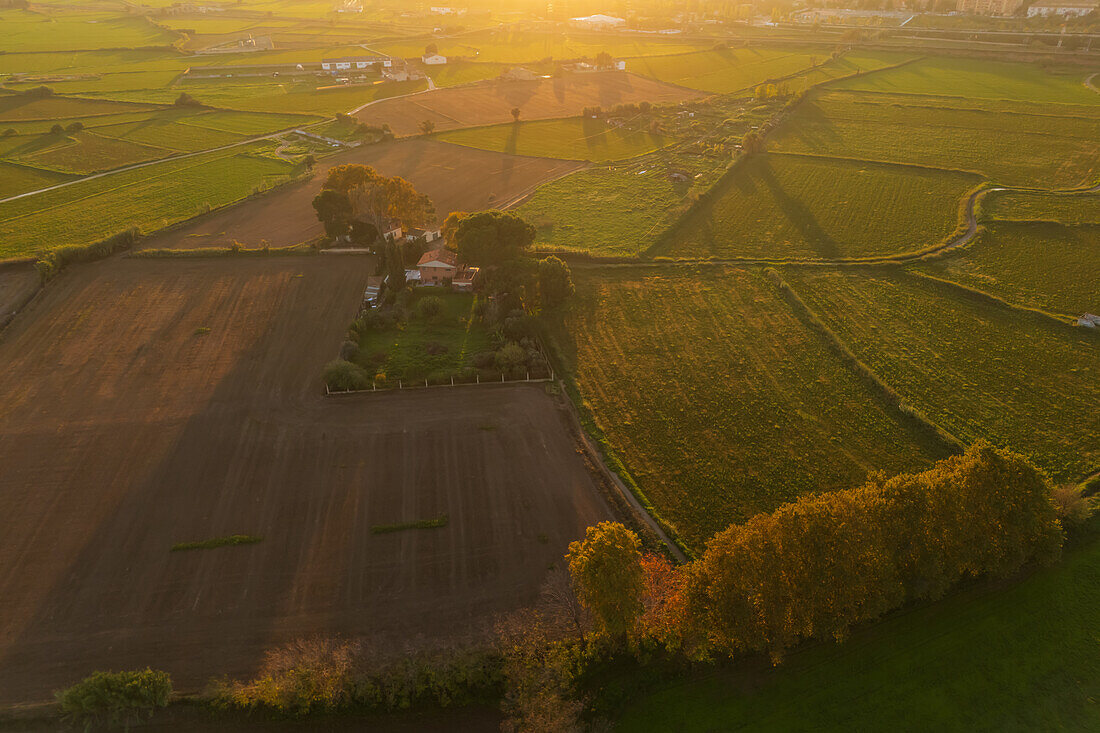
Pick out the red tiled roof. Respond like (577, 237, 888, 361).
(417, 248, 457, 267)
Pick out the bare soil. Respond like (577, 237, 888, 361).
(0, 263, 38, 331)
(139, 138, 584, 250)
(355, 71, 705, 137)
(0, 256, 611, 705)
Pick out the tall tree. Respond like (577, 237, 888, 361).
(511, 106, 521, 122)
(595, 51, 613, 68)
(347, 175, 435, 240)
(537, 256, 574, 309)
(440, 210, 468, 245)
(567, 522, 645, 637)
(312, 189, 353, 238)
(419, 119, 436, 135)
(453, 210, 535, 266)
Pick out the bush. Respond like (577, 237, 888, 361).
(57, 669, 172, 729)
(338, 340, 359, 361)
(323, 359, 370, 391)
(1051, 484, 1096, 528)
(2, 128, 15, 137)
(35, 228, 140, 283)
(472, 351, 496, 369)
(49, 123, 64, 135)
(66, 121, 84, 133)
(494, 343, 527, 371)
(416, 295, 444, 320)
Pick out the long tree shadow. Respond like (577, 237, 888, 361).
(754, 156, 840, 259)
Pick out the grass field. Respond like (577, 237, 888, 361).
(10, 131, 172, 174)
(982, 189, 1100, 224)
(784, 268, 1100, 482)
(832, 56, 1100, 106)
(354, 290, 495, 382)
(424, 61, 512, 88)
(0, 94, 157, 122)
(629, 47, 824, 94)
(543, 266, 946, 550)
(3, 70, 186, 101)
(918, 222, 1100, 316)
(0, 9, 176, 52)
(174, 78, 427, 115)
(434, 117, 669, 162)
(769, 91, 1100, 188)
(0, 48, 190, 76)
(652, 153, 977, 260)
(0, 141, 299, 257)
(0, 160, 74, 199)
(618, 518, 1100, 732)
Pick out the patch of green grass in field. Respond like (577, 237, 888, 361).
(90, 109, 315, 152)
(354, 289, 495, 383)
(0, 48, 189, 76)
(181, 109, 317, 135)
(11, 131, 173, 174)
(0, 110, 169, 136)
(918, 222, 1100, 316)
(654, 153, 977, 260)
(172, 78, 427, 115)
(0, 160, 74, 199)
(770, 91, 1100, 188)
(781, 50, 919, 93)
(0, 141, 299, 257)
(618, 519, 1100, 732)
(784, 268, 1100, 482)
(629, 47, 828, 94)
(370, 514, 449, 534)
(544, 266, 945, 550)
(435, 117, 669, 162)
(0, 94, 157, 122)
(832, 55, 1100, 106)
(3, 70, 185, 100)
(982, 189, 1100, 225)
(171, 534, 263, 551)
(0, 9, 177, 52)
(425, 60, 512, 87)
(519, 164, 694, 257)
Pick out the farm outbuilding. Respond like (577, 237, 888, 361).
(1077, 313, 1100, 328)
(570, 13, 626, 29)
(422, 53, 448, 65)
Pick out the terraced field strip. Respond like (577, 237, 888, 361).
(769, 90, 1100, 188)
(650, 153, 980, 261)
(783, 268, 1100, 483)
(434, 117, 671, 162)
(981, 188, 1100, 225)
(916, 222, 1100, 317)
(544, 266, 947, 551)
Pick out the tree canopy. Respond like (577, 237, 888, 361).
(537, 256, 574, 309)
(567, 521, 645, 636)
(453, 210, 535, 266)
(314, 164, 435, 242)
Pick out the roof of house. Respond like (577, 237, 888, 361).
(417, 248, 458, 268)
(571, 14, 625, 22)
(322, 56, 386, 64)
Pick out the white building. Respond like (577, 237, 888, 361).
(422, 53, 448, 65)
(570, 14, 626, 29)
(1027, 0, 1097, 15)
(320, 56, 388, 71)
(430, 6, 466, 14)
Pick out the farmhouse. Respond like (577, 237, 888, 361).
(955, 0, 1024, 15)
(422, 53, 448, 65)
(321, 56, 389, 71)
(1077, 313, 1100, 328)
(417, 247, 458, 284)
(406, 226, 442, 244)
(430, 5, 466, 14)
(1027, 0, 1097, 15)
(381, 220, 404, 240)
(570, 13, 626, 29)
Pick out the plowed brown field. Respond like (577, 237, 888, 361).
(355, 71, 704, 137)
(141, 138, 584, 250)
(0, 256, 611, 704)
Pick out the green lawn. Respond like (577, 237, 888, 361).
(784, 268, 1100, 482)
(618, 519, 1100, 732)
(918, 222, 1100, 316)
(832, 55, 1100, 106)
(355, 290, 495, 383)
(0, 141, 299, 257)
(653, 153, 977, 261)
(982, 189, 1100, 225)
(434, 117, 669, 162)
(770, 91, 1100, 188)
(543, 266, 946, 551)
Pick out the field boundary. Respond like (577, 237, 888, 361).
(765, 267, 965, 455)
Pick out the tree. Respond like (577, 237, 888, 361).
(65, 121, 84, 133)
(318, 164, 435, 244)
(303, 153, 317, 170)
(595, 51, 613, 68)
(741, 131, 765, 154)
(511, 106, 521, 122)
(453, 210, 535, 267)
(537, 256, 574, 309)
(440, 210, 468, 245)
(312, 189, 353, 239)
(425, 42, 438, 57)
(1, 128, 14, 137)
(56, 669, 172, 730)
(419, 119, 436, 135)
(49, 123, 64, 135)
(174, 92, 201, 107)
(567, 522, 644, 636)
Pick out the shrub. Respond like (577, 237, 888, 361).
(425, 341, 448, 355)
(472, 351, 496, 369)
(338, 340, 359, 361)
(416, 295, 444, 320)
(66, 121, 84, 133)
(35, 228, 139, 283)
(323, 359, 370, 391)
(57, 669, 172, 729)
(2, 128, 15, 137)
(49, 123, 65, 135)
(494, 343, 527, 371)
(1051, 484, 1096, 528)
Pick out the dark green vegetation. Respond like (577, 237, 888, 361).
(919, 222, 1100, 315)
(543, 266, 948, 550)
(56, 669, 172, 730)
(620, 516, 1100, 732)
(370, 514, 449, 534)
(170, 535, 263, 552)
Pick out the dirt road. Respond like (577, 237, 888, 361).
(0, 257, 611, 704)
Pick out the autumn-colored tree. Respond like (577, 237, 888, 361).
(595, 51, 613, 68)
(440, 210, 468, 245)
(419, 119, 436, 135)
(316, 164, 435, 244)
(567, 522, 645, 637)
(453, 210, 535, 267)
(511, 106, 521, 122)
(634, 554, 689, 652)
(537, 256, 574, 309)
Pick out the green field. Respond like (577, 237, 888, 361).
(10, 131, 172, 174)
(982, 189, 1100, 224)
(653, 153, 977, 260)
(423, 61, 511, 87)
(0, 160, 74, 199)
(784, 268, 1100, 482)
(770, 91, 1100, 188)
(832, 56, 1100, 106)
(619, 518, 1100, 732)
(171, 78, 427, 114)
(0, 94, 158, 122)
(354, 290, 495, 382)
(0, 141, 299, 257)
(919, 222, 1100, 316)
(544, 266, 945, 550)
(0, 9, 177, 52)
(0, 48, 190, 76)
(434, 117, 669, 162)
(629, 47, 824, 94)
